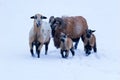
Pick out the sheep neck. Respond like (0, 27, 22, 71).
(34, 24, 41, 39)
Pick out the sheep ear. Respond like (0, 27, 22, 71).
(49, 16, 54, 23)
(92, 30, 96, 33)
(41, 16, 47, 19)
(30, 16, 35, 19)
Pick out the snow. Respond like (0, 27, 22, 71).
(0, 0, 120, 80)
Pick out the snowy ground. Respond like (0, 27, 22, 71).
(0, 0, 120, 80)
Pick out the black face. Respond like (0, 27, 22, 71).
(86, 30, 92, 38)
(30, 14, 47, 27)
(50, 20, 56, 37)
(60, 33, 67, 42)
(50, 18, 62, 30)
(86, 29, 95, 38)
(50, 20, 56, 30)
(50, 17, 62, 37)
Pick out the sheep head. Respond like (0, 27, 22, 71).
(60, 32, 67, 42)
(86, 29, 96, 38)
(49, 16, 66, 37)
(30, 14, 47, 27)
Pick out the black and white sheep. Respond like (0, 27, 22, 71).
(60, 32, 75, 58)
(83, 29, 97, 56)
(29, 14, 51, 58)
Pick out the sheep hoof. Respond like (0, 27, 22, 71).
(37, 53, 40, 58)
(71, 51, 75, 56)
(36, 50, 40, 58)
(61, 55, 65, 58)
(86, 54, 89, 56)
(37, 55, 40, 58)
(62, 55, 66, 58)
(45, 52, 47, 55)
(94, 48, 97, 53)
(30, 49, 34, 57)
(74, 46, 77, 49)
(64, 55, 68, 58)
(31, 54, 35, 57)
(86, 52, 91, 56)
(64, 56, 68, 59)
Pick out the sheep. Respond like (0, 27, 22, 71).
(49, 16, 88, 49)
(29, 14, 51, 58)
(83, 29, 97, 56)
(60, 32, 75, 58)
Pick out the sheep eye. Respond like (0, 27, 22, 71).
(63, 35, 66, 38)
(56, 22, 59, 24)
(90, 31, 92, 34)
(34, 16, 37, 19)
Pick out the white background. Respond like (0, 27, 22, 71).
(0, 0, 120, 80)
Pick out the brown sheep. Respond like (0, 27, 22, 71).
(83, 29, 97, 56)
(29, 14, 51, 58)
(60, 32, 75, 58)
(49, 16, 88, 49)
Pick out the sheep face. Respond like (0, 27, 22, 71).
(49, 17, 65, 37)
(60, 32, 67, 43)
(31, 14, 47, 27)
(49, 16, 55, 27)
(49, 17, 64, 30)
(49, 16, 56, 37)
(86, 29, 95, 38)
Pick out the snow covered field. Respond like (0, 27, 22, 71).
(0, 0, 120, 80)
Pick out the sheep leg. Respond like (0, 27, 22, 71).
(73, 38, 80, 49)
(86, 48, 91, 56)
(85, 44, 93, 56)
(70, 47, 75, 56)
(81, 35, 85, 42)
(64, 50, 69, 58)
(36, 41, 40, 53)
(84, 46, 86, 52)
(85, 45, 91, 56)
(60, 50, 64, 58)
(37, 43, 43, 58)
(29, 42, 34, 57)
(45, 43, 48, 55)
(93, 42, 97, 53)
(86, 49, 90, 56)
(45, 39, 50, 55)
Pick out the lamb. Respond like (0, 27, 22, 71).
(49, 16, 88, 49)
(83, 29, 97, 56)
(29, 14, 51, 58)
(60, 32, 75, 58)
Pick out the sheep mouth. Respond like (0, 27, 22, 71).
(37, 23, 41, 27)
(36, 21, 41, 27)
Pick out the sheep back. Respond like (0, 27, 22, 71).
(62, 16, 88, 38)
(53, 16, 88, 48)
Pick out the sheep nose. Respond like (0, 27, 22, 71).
(60, 38, 65, 42)
(86, 34, 90, 38)
(51, 25, 55, 30)
(37, 21, 41, 27)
